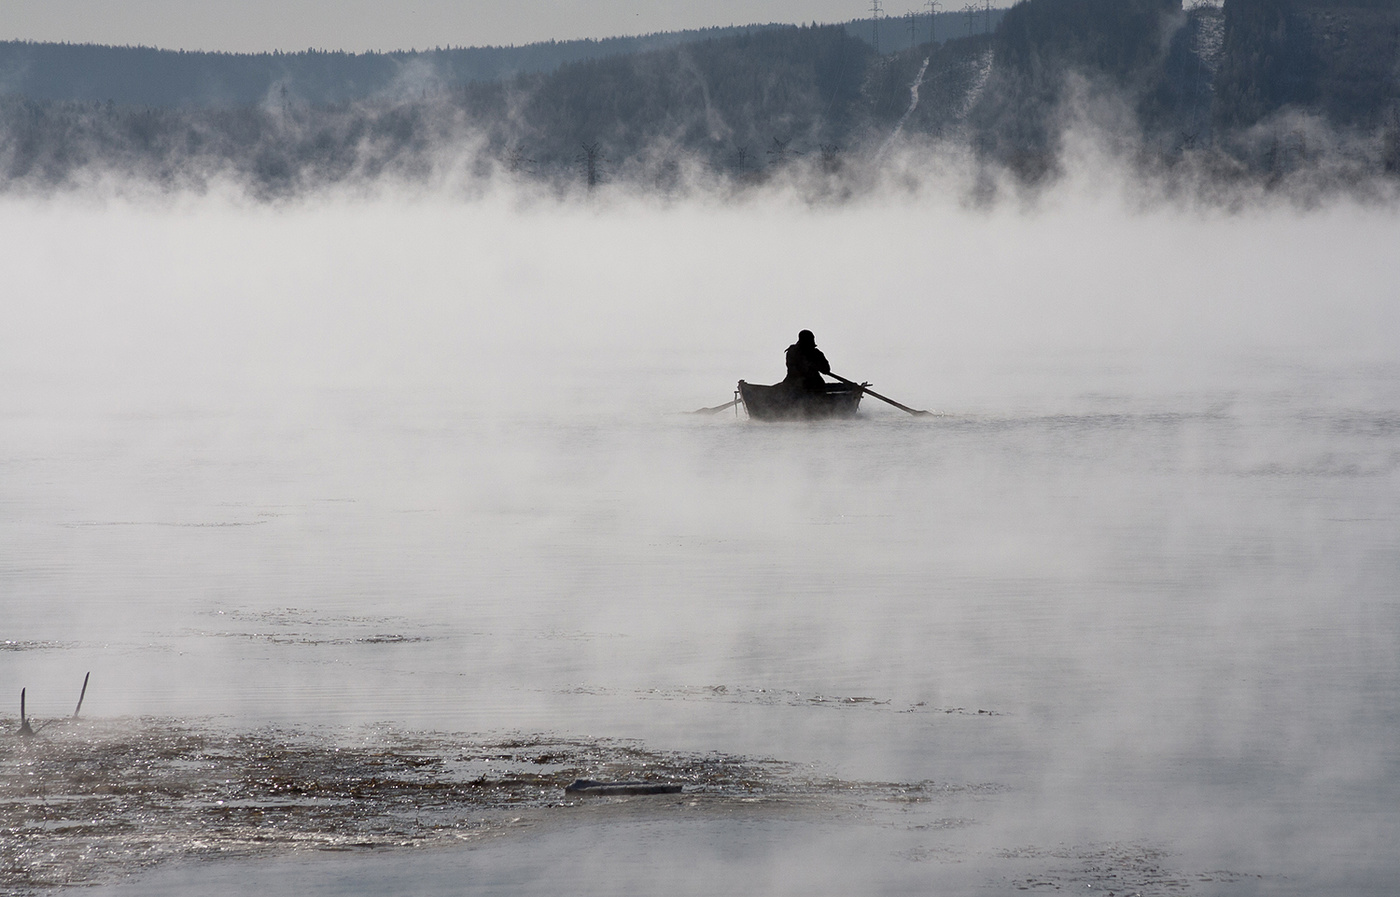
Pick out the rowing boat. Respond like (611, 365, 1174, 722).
(736, 379, 865, 421)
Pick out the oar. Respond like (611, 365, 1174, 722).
(690, 398, 741, 414)
(828, 372, 931, 416)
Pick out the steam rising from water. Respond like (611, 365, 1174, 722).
(2, 166, 1399, 895)
(5, 173, 1395, 413)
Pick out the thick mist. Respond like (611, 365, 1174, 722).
(5, 171, 1396, 414)
(3, 169, 1399, 896)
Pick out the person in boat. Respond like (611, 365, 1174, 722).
(783, 330, 831, 394)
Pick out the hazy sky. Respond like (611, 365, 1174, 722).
(4, 0, 1012, 53)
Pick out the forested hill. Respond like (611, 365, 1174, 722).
(0, 26, 792, 108)
(968, 0, 1400, 178)
(459, 26, 880, 171)
(0, 12, 1012, 111)
(1214, 0, 1400, 132)
(2, 0, 1397, 196)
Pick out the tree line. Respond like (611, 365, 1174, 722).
(2, 0, 1397, 197)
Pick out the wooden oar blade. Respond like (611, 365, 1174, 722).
(690, 398, 740, 414)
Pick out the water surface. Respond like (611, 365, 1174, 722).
(2, 194, 1397, 895)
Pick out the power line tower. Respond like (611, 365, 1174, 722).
(962, 3, 977, 37)
(926, 0, 941, 45)
(984, 0, 991, 35)
(577, 142, 604, 189)
(907, 9, 919, 49)
(766, 136, 800, 168)
(870, 0, 883, 55)
(504, 145, 535, 175)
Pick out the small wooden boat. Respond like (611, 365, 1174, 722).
(737, 379, 865, 421)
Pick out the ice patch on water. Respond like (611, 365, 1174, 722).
(0, 717, 1004, 893)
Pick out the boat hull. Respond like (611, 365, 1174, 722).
(737, 380, 864, 421)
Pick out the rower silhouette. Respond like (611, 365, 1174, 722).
(782, 330, 831, 394)
(735, 330, 864, 420)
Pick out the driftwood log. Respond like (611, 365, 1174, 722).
(564, 778, 682, 795)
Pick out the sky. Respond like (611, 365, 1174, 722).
(3, 0, 1013, 53)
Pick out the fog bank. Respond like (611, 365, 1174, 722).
(5, 183, 1397, 422)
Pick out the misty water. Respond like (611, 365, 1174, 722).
(3, 181, 1398, 895)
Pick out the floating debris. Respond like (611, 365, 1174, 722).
(564, 778, 683, 795)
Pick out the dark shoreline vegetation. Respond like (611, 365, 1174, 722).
(2, 0, 1398, 204)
